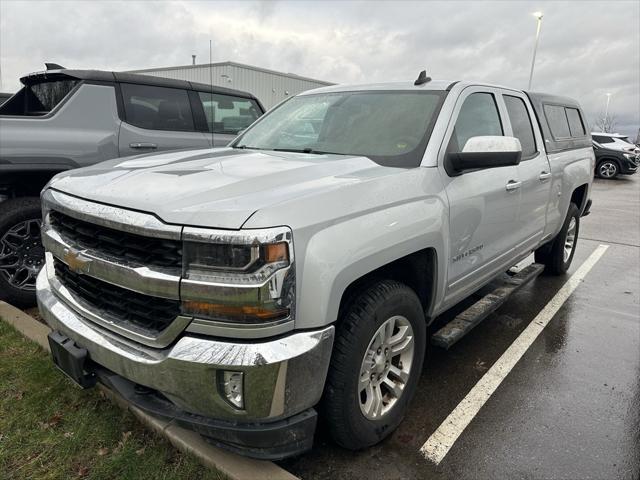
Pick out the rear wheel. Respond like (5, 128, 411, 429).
(534, 202, 580, 275)
(322, 280, 426, 449)
(596, 159, 619, 179)
(0, 197, 44, 307)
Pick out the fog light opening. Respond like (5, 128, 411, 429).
(219, 370, 244, 410)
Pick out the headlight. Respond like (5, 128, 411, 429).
(180, 226, 295, 325)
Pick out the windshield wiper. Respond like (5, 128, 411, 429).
(272, 148, 346, 155)
(232, 145, 262, 150)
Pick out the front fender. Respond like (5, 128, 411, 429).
(295, 197, 448, 329)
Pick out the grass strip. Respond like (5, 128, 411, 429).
(0, 320, 226, 480)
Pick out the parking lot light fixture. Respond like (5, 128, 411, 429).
(604, 92, 612, 125)
(528, 11, 544, 90)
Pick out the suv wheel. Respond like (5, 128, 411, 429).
(534, 202, 580, 275)
(322, 280, 426, 449)
(0, 197, 44, 307)
(597, 159, 619, 179)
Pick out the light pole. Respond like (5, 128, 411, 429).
(527, 11, 544, 90)
(604, 92, 612, 126)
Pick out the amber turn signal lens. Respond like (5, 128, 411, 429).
(264, 242, 289, 263)
(182, 300, 289, 321)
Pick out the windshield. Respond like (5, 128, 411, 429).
(233, 90, 446, 168)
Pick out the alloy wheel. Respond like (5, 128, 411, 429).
(563, 217, 577, 263)
(358, 315, 414, 420)
(599, 162, 617, 178)
(0, 219, 44, 291)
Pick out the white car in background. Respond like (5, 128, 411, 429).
(591, 132, 640, 154)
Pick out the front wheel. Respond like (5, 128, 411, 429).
(322, 280, 426, 449)
(596, 159, 619, 179)
(0, 197, 44, 307)
(535, 202, 580, 275)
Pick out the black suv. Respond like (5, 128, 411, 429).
(592, 142, 639, 179)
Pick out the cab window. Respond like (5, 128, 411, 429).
(121, 83, 195, 132)
(592, 135, 614, 144)
(448, 92, 503, 153)
(0, 78, 79, 116)
(197, 92, 261, 134)
(544, 104, 571, 139)
(566, 108, 586, 137)
(504, 95, 537, 158)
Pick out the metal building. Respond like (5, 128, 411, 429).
(127, 61, 334, 109)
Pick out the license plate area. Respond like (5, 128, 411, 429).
(47, 330, 97, 389)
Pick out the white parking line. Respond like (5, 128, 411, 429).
(420, 244, 609, 465)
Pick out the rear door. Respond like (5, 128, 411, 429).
(440, 87, 522, 305)
(118, 83, 210, 156)
(192, 91, 263, 147)
(502, 92, 551, 253)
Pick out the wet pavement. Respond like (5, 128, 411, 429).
(283, 175, 640, 479)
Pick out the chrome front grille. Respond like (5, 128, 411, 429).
(53, 259, 180, 334)
(49, 210, 181, 270)
(41, 189, 187, 347)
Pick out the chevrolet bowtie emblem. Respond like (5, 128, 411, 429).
(63, 248, 90, 273)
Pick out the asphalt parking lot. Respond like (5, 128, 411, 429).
(283, 175, 640, 480)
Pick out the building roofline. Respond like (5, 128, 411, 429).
(126, 61, 335, 86)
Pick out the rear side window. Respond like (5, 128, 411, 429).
(0, 79, 79, 116)
(121, 83, 194, 132)
(566, 108, 586, 137)
(592, 135, 615, 144)
(448, 92, 503, 153)
(544, 105, 571, 139)
(504, 95, 537, 158)
(197, 92, 261, 134)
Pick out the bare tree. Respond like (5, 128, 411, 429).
(592, 113, 618, 133)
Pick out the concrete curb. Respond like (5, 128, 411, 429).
(0, 301, 299, 480)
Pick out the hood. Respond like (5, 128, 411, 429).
(49, 148, 390, 229)
(596, 144, 640, 157)
(595, 142, 639, 154)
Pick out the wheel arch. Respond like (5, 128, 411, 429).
(570, 183, 589, 214)
(337, 248, 439, 325)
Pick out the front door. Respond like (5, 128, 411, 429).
(118, 83, 210, 157)
(439, 87, 522, 306)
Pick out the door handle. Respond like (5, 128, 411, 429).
(539, 171, 552, 181)
(505, 180, 522, 192)
(129, 142, 158, 149)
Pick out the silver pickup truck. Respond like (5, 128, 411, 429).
(36, 73, 594, 459)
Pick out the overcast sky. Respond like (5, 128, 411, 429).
(1, 0, 638, 137)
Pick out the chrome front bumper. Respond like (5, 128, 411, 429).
(36, 269, 334, 423)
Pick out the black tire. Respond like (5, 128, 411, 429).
(322, 280, 426, 450)
(596, 159, 619, 179)
(0, 197, 44, 307)
(534, 203, 580, 275)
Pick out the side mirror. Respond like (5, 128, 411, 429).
(446, 136, 522, 175)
